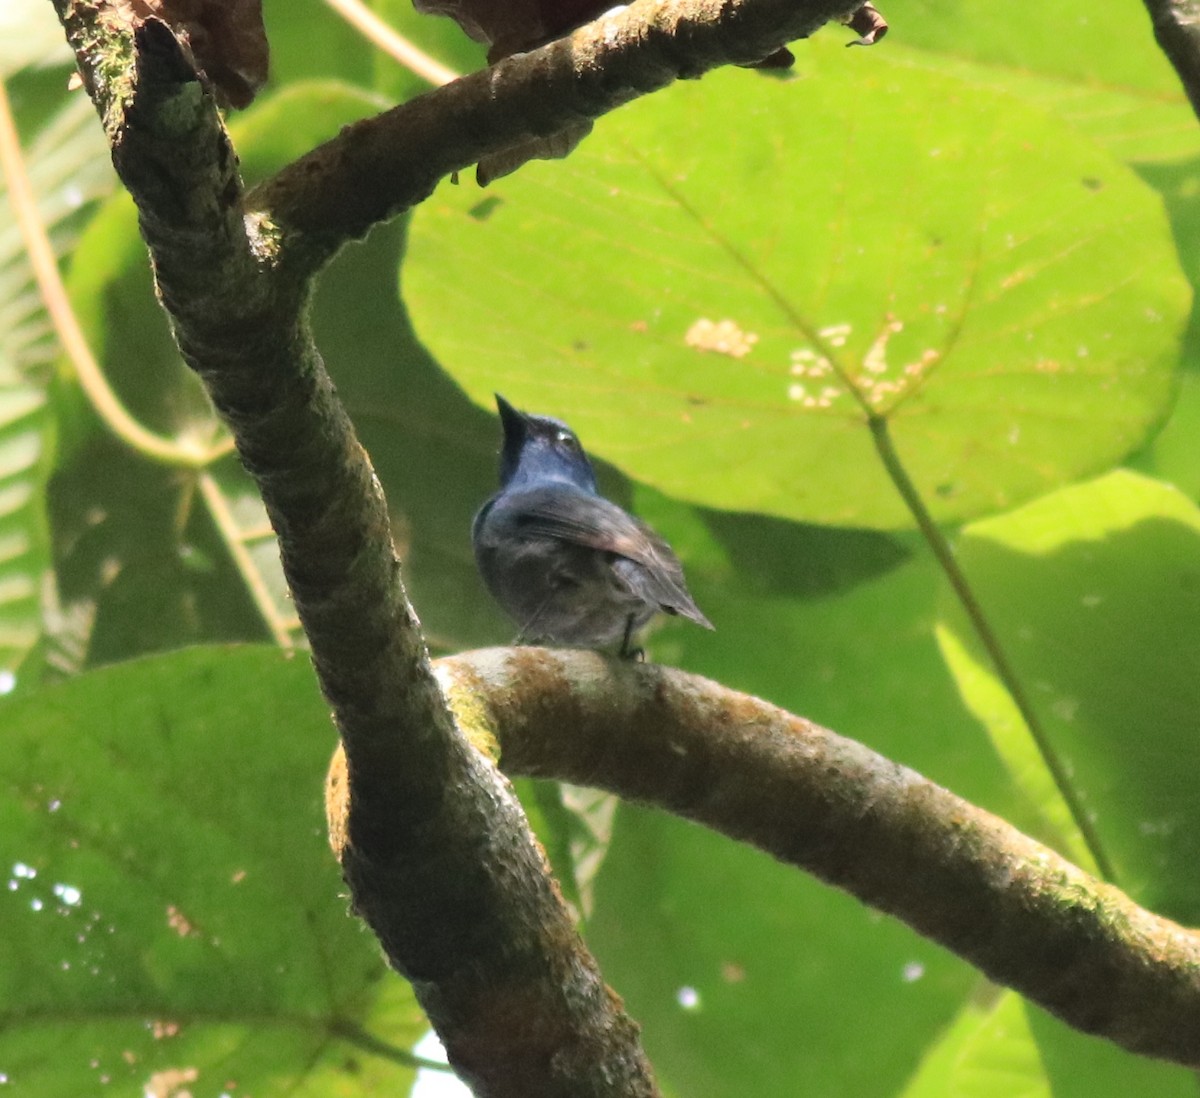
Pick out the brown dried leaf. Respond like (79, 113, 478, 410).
(844, 2, 888, 46)
(414, 0, 616, 61)
(476, 120, 593, 185)
(416, 0, 800, 182)
(111, 0, 268, 108)
(743, 45, 796, 69)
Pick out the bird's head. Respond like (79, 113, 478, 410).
(495, 394, 598, 493)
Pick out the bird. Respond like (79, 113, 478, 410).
(472, 395, 713, 658)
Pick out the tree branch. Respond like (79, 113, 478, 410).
(250, 0, 863, 270)
(375, 647, 1200, 1071)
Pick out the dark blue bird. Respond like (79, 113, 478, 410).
(473, 395, 713, 658)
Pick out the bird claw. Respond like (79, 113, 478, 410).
(617, 615, 647, 660)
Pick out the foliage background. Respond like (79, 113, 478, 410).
(2, 0, 1199, 1094)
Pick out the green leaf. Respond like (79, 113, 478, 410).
(1131, 365, 1200, 506)
(882, 4, 1200, 520)
(900, 990, 1198, 1098)
(890, 0, 1181, 98)
(900, 992, 1050, 1098)
(883, 6, 1200, 405)
(0, 646, 425, 1095)
(881, 1, 1200, 167)
(404, 39, 1185, 529)
(0, 381, 48, 681)
(937, 470, 1200, 921)
(591, 804, 973, 1098)
(1, 96, 113, 382)
(0, 88, 113, 683)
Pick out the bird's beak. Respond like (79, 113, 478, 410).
(495, 394, 527, 439)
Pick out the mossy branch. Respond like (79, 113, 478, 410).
(375, 647, 1200, 1071)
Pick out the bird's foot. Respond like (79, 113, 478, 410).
(618, 616, 645, 661)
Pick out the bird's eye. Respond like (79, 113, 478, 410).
(555, 430, 577, 447)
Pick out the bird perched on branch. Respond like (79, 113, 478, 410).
(473, 395, 713, 658)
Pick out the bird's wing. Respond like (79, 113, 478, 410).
(493, 486, 713, 628)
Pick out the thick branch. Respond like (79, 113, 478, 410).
(250, 0, 862, 268)
(407, 647, 1200, 1071)
(1144, 0, 1200, 121)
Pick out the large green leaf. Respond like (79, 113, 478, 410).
(937, 470, 1200, 922)
(889, 0, 1200, 533)
(891, 0, 1180, 97)
(0, 646, 425, 1094)
(591, 804, 973, 1098)
(404, 38, 1185, 529)
(900, 990, 1197, 1098)
(887, 3, 1200, 579)
(880, 0, 1200, 167)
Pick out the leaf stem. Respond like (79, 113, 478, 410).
(321, 0, 461, 87)
(867, 413, 1117, 882)
(328, 1017, 456, 1072)
(0, 78, 229, 470)
(196, 470, 301, 647)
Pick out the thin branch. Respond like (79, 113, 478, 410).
(322, 0, 460, 86)
(250, 0, 864, 269)
(1143, 0, 1200, 121)
(196, 469, 301, 647)
(0, 77, 228, 469)
(413, 647, 1200, 1071)
(328, 1017, 457, 1072)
